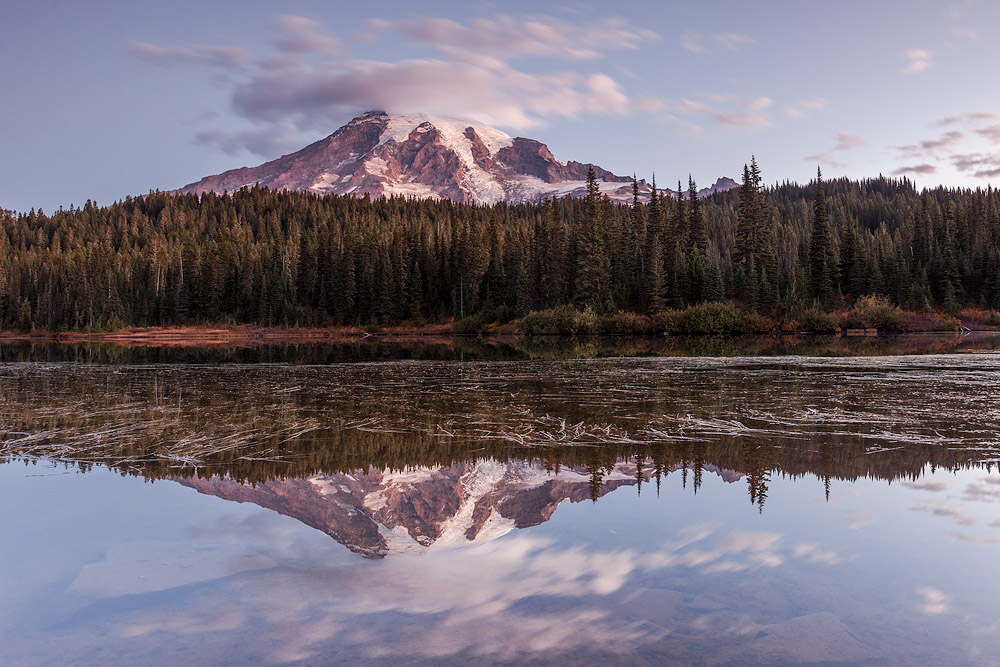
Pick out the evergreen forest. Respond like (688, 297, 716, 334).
(2, 160, 999, 332)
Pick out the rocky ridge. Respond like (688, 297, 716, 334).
(176, 111, 737, 204)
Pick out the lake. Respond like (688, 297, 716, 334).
(2, 334, 1000, 665)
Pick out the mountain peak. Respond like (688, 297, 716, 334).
(177, 112, 730, 204)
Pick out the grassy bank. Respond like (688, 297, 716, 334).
(512, 297, 970, 336)
(2, 297, 995, 345)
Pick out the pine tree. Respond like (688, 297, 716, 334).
(839, 214, 862, 298)
(17, 297, 32, 332)
(674, 180, 687, 253)
(642, 176, 665, 312)
(574, 166, 611, 310)
(704, 258, 725, 302)
(688, 176, 707, 253)
(631, 175, 646, 244)
(736, 163, 754, 264)
(645, 234, 665, 313)
(809, 167, 835, 302)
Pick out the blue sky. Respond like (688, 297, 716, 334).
(3, 0, 999, 212)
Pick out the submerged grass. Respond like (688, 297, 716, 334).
(2, 356, 1000, 485)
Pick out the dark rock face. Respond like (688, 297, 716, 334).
(181, 111, 386, 196)
(176, 111, 720, 205)
(176, 472, 390, 558)
(697, 177, 740, 198)
(175, 459, 742, 558)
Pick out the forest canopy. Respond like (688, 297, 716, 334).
(1, 163, 998, 331)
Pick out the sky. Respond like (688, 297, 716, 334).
(3, 0, 1000, 213)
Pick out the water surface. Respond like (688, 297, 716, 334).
(2, 336, 1000, 665)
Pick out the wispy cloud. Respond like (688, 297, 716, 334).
(894, 115, 1000, 181)
(129, 41, 251, 69)
(909, 500, 976, 526)
(962, 475, 1000, 502)
(901, 480, 948, 492)
(379, 14, 657, 68)
(714, 97, 773, 129)
(932, 112, 996, 127)
(950, 152, 1000, 178)
(804, 155, 849, 169)
(975, 124, 1000, 144)
(132, 13, 656, 156)
(680, 31, 704, 54)
(917, 586, 951, 615)
(895, 131, 965, 160)
(892, 163, 937, 176)
(271, 15, 341, 56)
(921, 130, 964, 153)
(833, 132, 866, 151)
(107, 522, 835, 664)
(634, 96, 667, 113)
(681, 30, 754, 54)
(844, 508, 877, 529)
(785, 97, 827, 119)
(195, 124, 304, 157)
(948, 0, 980, 21)
(668, 94, 774, 130)
(805, 132, 866, 169)
(902, 48, 932, 74)
(714, 110, 771, 129)
(950, 26, 979, 41)
(714, 32, 755, 51)
(792, 542, 842, 565)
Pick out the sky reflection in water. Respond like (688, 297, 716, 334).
(2, 345, 1000, 665)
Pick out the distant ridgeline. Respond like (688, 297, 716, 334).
(1, 163, 998, 330)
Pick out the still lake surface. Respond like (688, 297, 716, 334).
(2, 333, 1000, 665)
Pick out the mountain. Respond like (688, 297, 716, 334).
(698, 176, 740, 198)
(176, 111, 736, 205)
(176, 458, 742, 558)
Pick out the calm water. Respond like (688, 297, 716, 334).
(2, 335, 1000, 665)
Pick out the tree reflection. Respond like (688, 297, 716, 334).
(2, 355, 999, 518)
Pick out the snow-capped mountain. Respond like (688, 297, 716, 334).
(175, 111, 736, 204)
(175, 458, 742, 558)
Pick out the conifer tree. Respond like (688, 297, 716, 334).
(839, 214, 862, 298)
(574, 166, 611, 310)
(674, 180, 687, 252)
(688, 176, 707, 253)
(809, 167, 835, 301)
(736, 163, 754, 264)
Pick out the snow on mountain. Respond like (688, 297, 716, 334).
(175, 458, 742, 558)
(175, 110, 733, 205)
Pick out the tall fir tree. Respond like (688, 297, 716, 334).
(688, 176, 707, 254)
(809, 167, 835, 302)
(574, 166, 611, 310)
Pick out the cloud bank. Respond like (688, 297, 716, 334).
(133, 14, 656, 156)
(132, 13, 782, 157)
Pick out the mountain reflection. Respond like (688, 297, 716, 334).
(3, 351, 1000, 556)
(175, 458, 729, 558)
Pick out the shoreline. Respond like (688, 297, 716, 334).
(0, 322, 994, 349)
(0, 324, 468, 348)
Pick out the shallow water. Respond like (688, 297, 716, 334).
(2, 337, 1000, 665)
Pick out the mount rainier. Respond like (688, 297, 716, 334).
(177, 110, 736, 204)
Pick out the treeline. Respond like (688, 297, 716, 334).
(2, 160, 1000, 331)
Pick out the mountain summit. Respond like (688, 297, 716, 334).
(177, 111, 735, 204)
